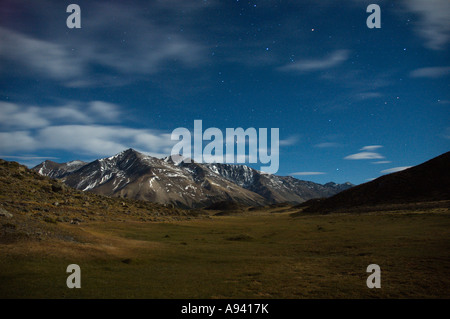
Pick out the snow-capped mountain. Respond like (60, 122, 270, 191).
(204, 163, 353, 203)
(35, 160, 87, 179)
(33, 149, 353, 208)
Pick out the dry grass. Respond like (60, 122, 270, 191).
(1, 206, 450, 299)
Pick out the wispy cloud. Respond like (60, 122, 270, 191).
(0, 2, 207, 87)
(0, 131, 37, 153)
(0, 125, 176, 158)
(0, 155, 59, 160)
(0, 101, 122, 129)
(360, 145, 383, 151)
(372, 160, 391, 164)
(0, 100, 176, 158)
(89, 101, 122, 122)
(381, 166, 412, 174)
(345, 152, 384, 160)
(410, 66, 450, 78)
(279, 135, 300, 146)
(345, 146, 385, 160)
(314, 142, 342, 148)
(403, 0, 450, 50)
(278, 50, 349, 73)
(0, 27, 85, 81)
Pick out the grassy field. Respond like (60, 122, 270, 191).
(1, 207, 450, 298)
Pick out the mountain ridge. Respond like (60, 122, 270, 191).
(300, 151, 450, 214)
(32, 148, 353, 208)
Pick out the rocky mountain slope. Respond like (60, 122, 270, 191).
(0, 159, 201, 243)
(33, 149, 352, 208)
(300, 151, 450, 214)
(35, 160, 87, 179)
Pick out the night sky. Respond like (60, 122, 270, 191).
(0, 0, 449, 185)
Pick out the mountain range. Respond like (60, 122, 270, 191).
(33, 148, 353, 208)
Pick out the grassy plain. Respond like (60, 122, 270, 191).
(1, 206, 450, 299)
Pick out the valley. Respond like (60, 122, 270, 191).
(1, 152, 449, 299)
(1, 204, 449, 298)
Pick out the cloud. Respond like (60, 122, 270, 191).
(372, 160, 391, 164)
(0, 27, 85, 81)
(0, 100, 176, 158)
(0, 155, 59, 160)
(403, 0, 450, 50)
(410, 66, 450, 78)
(344, 146, 385, 160)
(0, 131, 36, 152)
(0, 101, 122, 129)
(344, 152, 384, 160)
(360, 145, 383, 151)
(0, 102, 50, 129)
(88, 101, 121, 122)
(39, 125, 174, 156)
(279, 135, 300, 146)
(381, 166, 412, 174)
(314, 142, 341, 148)
(290, 172, 326, 176)
(278, 50, 349, 73)
(0, 2, 207, 87)
(0, 125, 176, 158)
